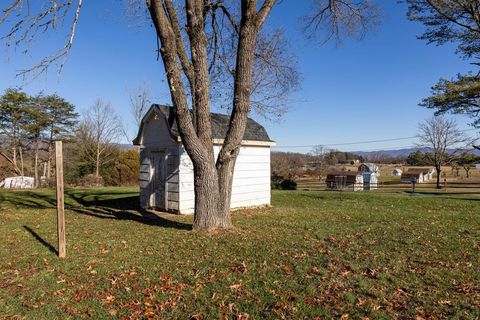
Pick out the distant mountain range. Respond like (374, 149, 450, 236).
(353, 147, 480, 158)
(116, 143, 137, 151)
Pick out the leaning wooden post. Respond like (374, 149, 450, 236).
(55, 141, 66, 258)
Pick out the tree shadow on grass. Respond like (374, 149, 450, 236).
(2, 189, 191, 231)
(403, 191, 480, 202)
(23, 225, 58, 255)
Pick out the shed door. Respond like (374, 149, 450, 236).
(150, 151, 166, 210)
(364, 173, 371, 190)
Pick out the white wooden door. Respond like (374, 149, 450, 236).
(149, 151, 166, 209)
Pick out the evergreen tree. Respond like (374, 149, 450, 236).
(0, 88, 30, 175)
(23, 96, 50, 187)
(42, 94, 79, 182)
(406, 0, 480, 135)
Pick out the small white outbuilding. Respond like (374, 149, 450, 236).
(391, 168, 402, 176)
(133, 104, 275, 214)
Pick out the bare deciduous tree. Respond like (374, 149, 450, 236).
(417, 116, 471, 188)
(1, 0, 380, 230)
(309, 144, 327, 178)
(304, 0, 381, 44)
(78, 99, 123, 179)
(130, 83, 151, 128)
(0, 88, 28, 175)
(1, 0, 83, 79)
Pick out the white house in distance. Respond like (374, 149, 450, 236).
(358, 163, 379, 190)
(391, 168, 402, 176)
(133, 104, 275, 214)
(400, 168, 434, 183)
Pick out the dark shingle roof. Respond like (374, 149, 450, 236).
(155, 104, 272, 142)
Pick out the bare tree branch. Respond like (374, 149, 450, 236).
(303, 0, 381, 45)
(1, 0, 83, 80)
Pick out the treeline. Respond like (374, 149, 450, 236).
(271, 150, 366, 180)
(0, 88, 139, 187)
(406, 150, 479, 178)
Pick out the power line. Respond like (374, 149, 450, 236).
(272, 128, 479, 149)
(273, 136, 416, 148)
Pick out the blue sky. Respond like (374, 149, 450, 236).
(0, 1, 477, 153)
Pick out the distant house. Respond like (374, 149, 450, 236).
(358, 163, 379, 190)
(391, 168, 402, 176)
(358, 163, 380, 176)
(132, 104, 275, 214)
(401, 168, 434, 184)
(326, 171, 363, 191)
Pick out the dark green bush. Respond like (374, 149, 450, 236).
(271, 173, 297, 190)
(280, 179, 297, 190)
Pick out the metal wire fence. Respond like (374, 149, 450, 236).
(296, 179, 480, 192)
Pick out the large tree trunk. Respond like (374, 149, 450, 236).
(147, 0, 275, 231)
(148, 0, 222, 230)
(192, 162, 226, 229)
(216, 5, 258, 220)
(216, 157, 236, 226)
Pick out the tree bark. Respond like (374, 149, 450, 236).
(47, 156, 51, 181)
(19, 146, 24, 176)
(12, 145, 16, 170)
(147, 0, 275, 231)
(192, 161, 227, 229)
(0, 151, 21, 175)
(47, 135, 53, 183)
(34, 140, 39, 188)
(148, 0, 221, 230)
(216, 4, 259, 220)
(95, 143, 100, 178)
(435, 167, 441, 189)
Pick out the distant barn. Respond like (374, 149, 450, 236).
(325, 172, 363, 191)
(133, 104, 275, 214)
(401, 168, 434, 183)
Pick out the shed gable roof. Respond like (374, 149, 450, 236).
(133, 104, 273, 145)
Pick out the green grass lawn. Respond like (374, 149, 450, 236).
(0, 188, 479, 319)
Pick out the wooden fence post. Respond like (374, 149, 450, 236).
(55, 141, 66, 258)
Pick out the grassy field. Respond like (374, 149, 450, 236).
(0, 188, 479, 319)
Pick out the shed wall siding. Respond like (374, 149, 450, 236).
(178, 145, 271, 214)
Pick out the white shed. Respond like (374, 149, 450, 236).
(133, 104, 275, 214)
(391, 168, 402, 176)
